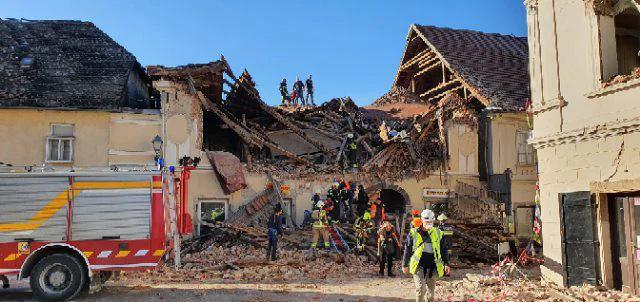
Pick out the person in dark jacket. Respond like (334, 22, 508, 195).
(280, 78, 290, 106)
(378, 221, 401, 277)
(355, 185, 369, 217)
(305, 75, 315, 106)
(267, 204, 284, 261)
(402, 209, 450, 302)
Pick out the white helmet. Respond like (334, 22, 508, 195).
(421, 209, 435, 220)
(333, 182, 339, 187)
(316, 201, 325, 208)
(437, 213, 448, 221)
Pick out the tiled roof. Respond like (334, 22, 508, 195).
(0, 19, 146, 110)
(414, 25, 530, 111)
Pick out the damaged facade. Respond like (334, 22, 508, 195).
(526, 0, 640, 292)
(0, 19, 160, 171)
(367, 24, 536, 237)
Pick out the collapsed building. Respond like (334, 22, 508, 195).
(146, 24, 536, 253)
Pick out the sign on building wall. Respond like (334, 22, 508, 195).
(422, 188, 453, 199)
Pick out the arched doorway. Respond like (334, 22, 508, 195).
(366, 182, 410, 216)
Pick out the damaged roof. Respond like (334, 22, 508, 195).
(412, 24, 530, 111)
(0, 19, 148, 110)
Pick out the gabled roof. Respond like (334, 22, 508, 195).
(0, 19, 147, 110)
(408, 24, 530, 111)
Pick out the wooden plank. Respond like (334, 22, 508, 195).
(419, 79, 461, 98)
(426, 86, 464, 103)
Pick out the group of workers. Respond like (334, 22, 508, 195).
(267, 180, 453, 302)
(280, 75, 314, 107)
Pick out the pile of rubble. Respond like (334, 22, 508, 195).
(605, 67, 640, 88)
(119, 224, 373, 284)
(372, 86, 422, 106)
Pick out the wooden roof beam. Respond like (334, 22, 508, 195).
(420, 79, 461, 98)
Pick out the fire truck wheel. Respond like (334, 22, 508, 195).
(30, 254, 86, 302)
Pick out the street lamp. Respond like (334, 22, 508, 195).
(152, 135, 163, 162)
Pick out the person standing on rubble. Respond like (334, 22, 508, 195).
(354, 212, 374, 252)
(280, 78, 290, 106)
(355, 185, 369, 217)
(378, 221, 401, 277)
(267, 204, 284, 261)
(437, 213, 454, 251)
(311, 201, 331, 249)
(293, 76, 305, 106)
(305, 75, 315, 107)
(370, 197, 386, 228)
(346, 133, 358, 170)
(402, 209, 450, 302)
(327, 182, 342, 222)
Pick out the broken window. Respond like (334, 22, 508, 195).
(600, 0, 640, 81)
(516, 131, 535, 165)
(46, 124, 74, 162)
(615, 7, 640, 75)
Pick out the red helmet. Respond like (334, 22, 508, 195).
(411, 209, 420, 216)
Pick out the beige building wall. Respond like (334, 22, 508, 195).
(526, 0, 640, 286)
(0, 109, 160, 170)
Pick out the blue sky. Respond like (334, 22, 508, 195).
(2, 0, 527, 106)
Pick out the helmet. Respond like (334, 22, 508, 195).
(437, 213, 448, 221)
(363, 212, 371, 220)
(316, 201, 325, 209)
(282, 78, 286, 82)
(421, 209, 435, 220)
(347, 133, 354, 139)
(333, 182, 339, 187)
(314, 188, 321, 194)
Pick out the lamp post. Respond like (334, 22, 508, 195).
(152, 135, 163, 163)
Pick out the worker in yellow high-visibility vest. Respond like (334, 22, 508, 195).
(402, 209, 450, 302)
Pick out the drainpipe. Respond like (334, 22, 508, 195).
(551, 0, 565, 132)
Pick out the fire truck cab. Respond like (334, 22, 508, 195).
(0, 172, 170, 301)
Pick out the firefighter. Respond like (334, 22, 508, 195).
(378, 221, 401, 277)
(327, 182, 342, 222)
(311, 201, 331, 249)
(280, 78, 290, 106)
(346, 133, 358, 169)
(370, 197, 386, 228)
(354, 212, 374, 251)
(437, 213, 454, 251)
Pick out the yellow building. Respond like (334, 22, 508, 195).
(0, 19, 161, 171)
(526, 0, 640, 292)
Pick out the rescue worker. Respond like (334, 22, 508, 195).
(266, 204, 284, 261)
(311, 201, 331, 249)
(354, 212, 374, 251)
(355, 185, 369, 217)
(378, 221, 401, 277)
(305, 75, 315, 106)
(346, 133, 358, 169)
(293, 76, 305, 106)
(327, 182, 342, 222)
(437, 213, 454, 251)
(402, 209, 450, 302)
(0, 274, 8, 289)
(279, 78, 290, 106)
(370, 197, 386, 228)
(411, 209, 422, 228)
(311, 189, 322, 211)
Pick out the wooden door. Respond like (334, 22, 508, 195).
(612, 195, 640, 294)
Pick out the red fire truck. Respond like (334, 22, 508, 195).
(0, 172, 172, 301)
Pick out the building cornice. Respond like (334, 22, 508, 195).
(530, 115, 640, 149)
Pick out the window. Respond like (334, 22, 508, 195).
(515, 206, 535, 238)
(516, 131, 535, 165)
(46, 124, 74, 162)
(600, 0, 640, 81)
(196, 199, 229, 236)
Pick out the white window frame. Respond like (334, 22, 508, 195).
(45, 124, 74, 163)
(516, 131, 536, 166)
